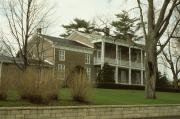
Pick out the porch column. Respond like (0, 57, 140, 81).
(119, 47, 121, 65)
(141, 49, 143, 68)
(115, 66, 118, 84)
(129, 47, 131, 67)
(129, 47, 132, 85)
(116, 44, 119, 65)
(141, 70, 143, 85)
(101, 41, 105, 69)
(0, 62, 2, 86)
(129, 69, 131, 85)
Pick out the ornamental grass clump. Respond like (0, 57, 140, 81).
(0, 82, 7, 100)
(0, 76, 8, 100)
(68, 66, 92, 103)
(16, 66, 61, 104)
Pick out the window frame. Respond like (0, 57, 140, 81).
(85, 54, 91, 64)
(59, 49, 65, 61)
(86, 67, 91, 80)
(58, 64, 65, 80)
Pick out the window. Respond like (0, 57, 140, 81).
(86, 68, 91, 80)
(58, 64, 65, 80)
(59, 50, 65, 61)
(85, 54, 91, 64)
(97, 50, 101, 59)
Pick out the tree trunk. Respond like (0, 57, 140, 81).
(145, 41, 157, 99)
(173, 76, 179, 89)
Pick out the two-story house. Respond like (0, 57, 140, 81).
(67, 31, 145, 85)
(30, 30, 145, 86)
(29, 31, 94, 82)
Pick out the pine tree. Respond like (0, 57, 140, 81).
(112, 11, 138, 40)
(60, 18, 95, 37)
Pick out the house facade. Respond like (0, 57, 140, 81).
(67, 32, 145, 85)
(31, 30, 145, 85)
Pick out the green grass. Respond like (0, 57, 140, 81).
(0, 88, 180, 107)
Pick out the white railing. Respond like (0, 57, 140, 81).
(94, 57, 144, 69)
(94, 57, 101, 64)
(104, 57, 116, 65)
(119, 60, 129, 67)
(131, 62, 142, 68)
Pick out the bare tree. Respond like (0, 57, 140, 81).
(1, 0, 53, 69)
(162, 41, 180, 88)
(136, 0, 180, 99)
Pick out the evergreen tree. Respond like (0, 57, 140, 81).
(112, 11, 139, 40)
(60, 18, 95, 37)
(156, 72, 170, 88)
(97, 63, 114, 83)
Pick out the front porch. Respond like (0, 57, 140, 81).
(94, 42, 145, 70)
(94, 65, 144, 85)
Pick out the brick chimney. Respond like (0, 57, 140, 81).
(104, 27, 110, 36)
(37, 28, 42, 34)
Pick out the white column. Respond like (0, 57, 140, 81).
(115, 44, 119, 84)
(129, 47, 132, 85)
(129, 69, 131, 85)
(119, 47, 121, 65)
(141, 50, 143, 68)
(116, 44, 119, 65)
(0, 62, 2, 86)
(129, 47, 131, 67)
(115, 66, 118, 84)
(141, 70, 143, 85)
(101, 41, 105, 69)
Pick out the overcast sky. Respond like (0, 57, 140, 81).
(47, 0, 138, 36)
(0, 0, 138, 36)
(0, 0, 173, 79)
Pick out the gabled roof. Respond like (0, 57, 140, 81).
(40, 34, 92, 48)
(0, 55, 23, 64)
(69, 31, 145, 49)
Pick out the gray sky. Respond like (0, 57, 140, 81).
(47, 0, 137, 36)
(0, 0, 138, 36)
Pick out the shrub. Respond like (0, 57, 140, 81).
(156, 72, 171, 88)
(67, 65, 92, 103)
(0, 78, 8, 100)
(96, 63, 114, 83)
(16, 66, 61, 104)
(0, 86, 7, 100)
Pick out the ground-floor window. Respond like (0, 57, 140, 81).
(86, 67, 91, 80)
(131, 70, 141, 85)
(58, 64, 65, 80)
(118, 69, 129, 84)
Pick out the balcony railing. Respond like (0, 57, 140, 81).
(118, 60, 129, 67)
(131, 62, 142, 69)
(94, 57, 101, 64)
(93, 57, 144, 69)
(104, 57, 116, 65)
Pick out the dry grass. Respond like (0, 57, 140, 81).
(67, 66, 92, 103)
(16, 66, 61, 104)
(0, 80, 8, 100)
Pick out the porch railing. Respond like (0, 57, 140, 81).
(94, 57, 144, 69)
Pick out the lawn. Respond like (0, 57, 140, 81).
(0, 88, 180, 107)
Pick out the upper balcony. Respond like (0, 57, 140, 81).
(93, 42, 145, 69)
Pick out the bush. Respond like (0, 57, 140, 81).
(0, 78, 8, 100)
(156, 72, 171, 88)
(16, 66, 61, 104)
(0, 88, 7, 100)
(67, 65, 92, 103)
(96, 63, 114, 83)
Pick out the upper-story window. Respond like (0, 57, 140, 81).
(59, 49, 65, 61)
(85, 54, 91, 64)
